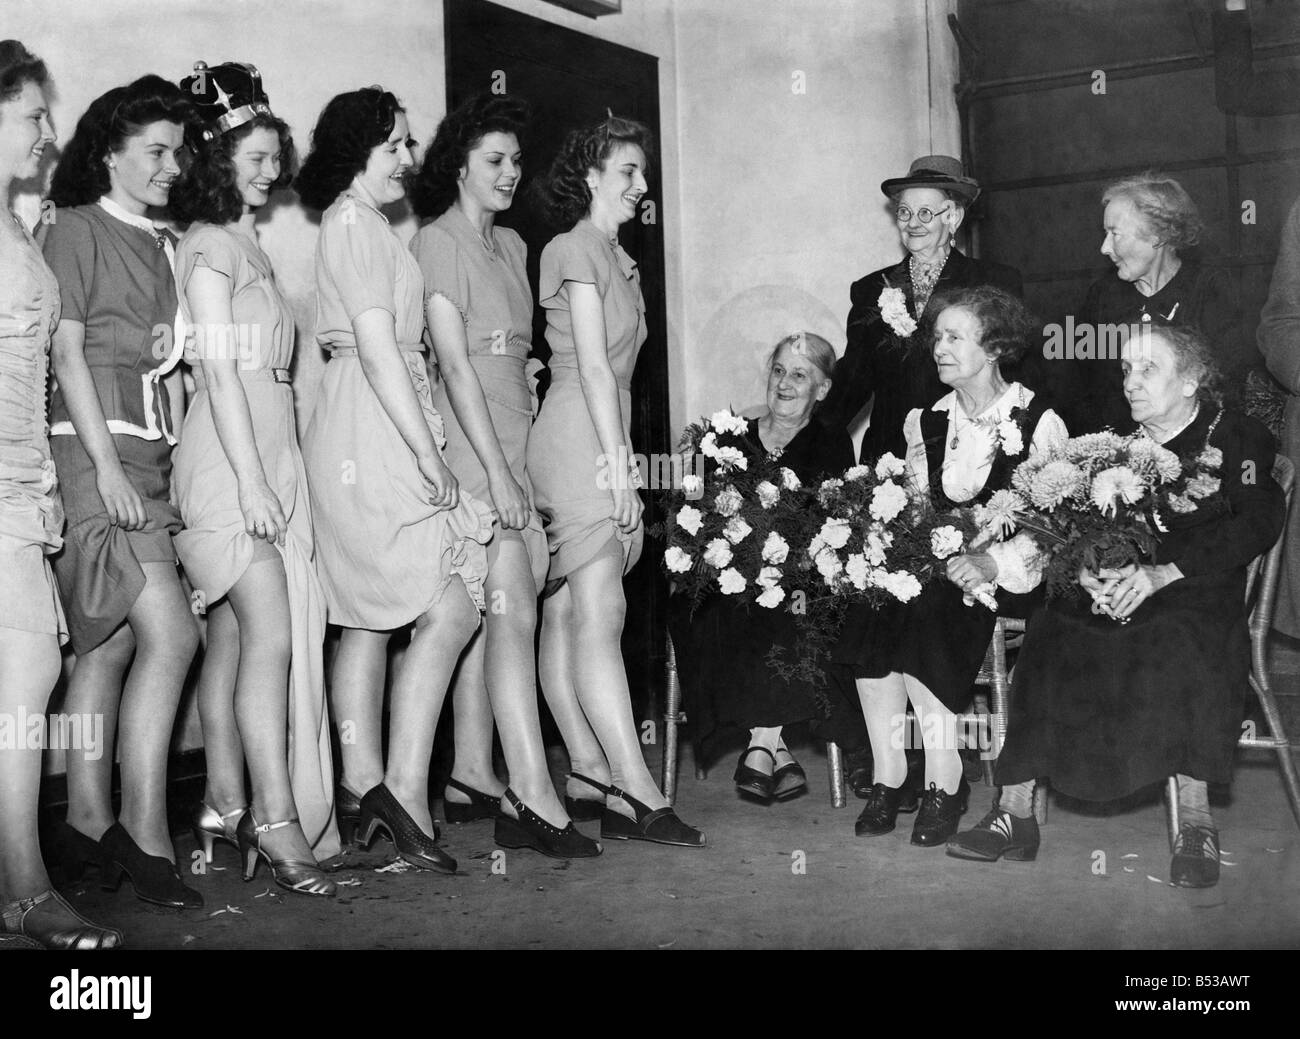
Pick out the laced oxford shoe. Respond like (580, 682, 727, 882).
(1170, 823, 1219, 888)
(946, 807, 1039, 861)
(911, 777, 970, 846)
(854, 782, 906, 836)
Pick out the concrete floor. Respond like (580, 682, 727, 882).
(60, 741, 1300, 950)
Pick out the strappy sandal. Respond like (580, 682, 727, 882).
(1, 890, 123, 950)
(236, 811, 337, 897)
(571, 773, 705, 848)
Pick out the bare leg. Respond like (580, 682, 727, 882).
(117, 561, 200, 859)
(0, 628, 63, 899)
(330, 627, 389, 798)
(538, 579, 610, 798)
(195, 598, 244, 813)
(565, 541, 666, 817)
(62, 623, 135, 841)
(904, 675, 962, 795)
(384, 579, 480, 835)
(856, 673, 908, 787)
(445, 632, 504, 801)
(227, 546, 314, 862)
(483, 541, 567, 826)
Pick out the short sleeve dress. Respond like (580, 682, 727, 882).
(410, 206, 548, 592)
(527, 219, 648, 579)
(172, 222, 338, 856)
(0, 218, 66, 641)
(41, 200, 185, 654)
(302, 193, 492, 629)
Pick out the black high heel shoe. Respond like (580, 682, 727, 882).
(336, 785, 363, 847)
(442, 778, 504, 824)
(494, 788, 602, 859)
(357, 783, 457, 873)
(572, 775, 705, 848)
(49, 820, 104, 884)
(565, 773, 609, 822)
(99, 823, 203, 909)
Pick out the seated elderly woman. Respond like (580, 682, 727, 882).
(950, 325, 1284, 888)
(1058, 172, 1252, 436)
(832, 286, 1067, 845)
(669, 332, 856, 802)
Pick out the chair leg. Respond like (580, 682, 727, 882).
(1249, 675, 1300, 830)
(1165, 776, 1181, 854)
(827, 740, 845, 808)
(662, 633, 680, 806)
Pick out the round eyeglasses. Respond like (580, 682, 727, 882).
(895, 203, 952, 225)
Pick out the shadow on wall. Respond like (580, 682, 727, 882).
(697, 284, 841, 420)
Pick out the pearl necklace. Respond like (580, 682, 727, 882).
(909, 248, 950, 315)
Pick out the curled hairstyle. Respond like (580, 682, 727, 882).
(767, 331, 836, 383)
(171, 114, 295, 225)
(294, 87, 404, 212)
(536, 112, 653, 229)
(409, 93, 530, 221)
(0, 39, 48, 102)
(1145, 324, 1224, 405)
(927, 284, 1037, 366)
(1102, 172, 1204, 252)
(48, 75, 195, 208)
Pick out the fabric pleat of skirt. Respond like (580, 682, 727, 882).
(50, 432, 180, 654)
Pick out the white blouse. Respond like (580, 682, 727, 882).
(901, 382, 1068, 593)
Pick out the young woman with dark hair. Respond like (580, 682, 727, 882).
(528, 114, 703, 847)
(169, 62, 337, 897)
(408, 94, 598, 857)
(0, 39, 122, 949)
(299, 88, 492, 873)
(41, 74, 202, 910)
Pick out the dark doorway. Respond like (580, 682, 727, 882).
(443, 0, 670, 717)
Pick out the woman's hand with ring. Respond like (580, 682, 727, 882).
(946, 551, 998, 591)
(1106, 563, 1181, 619)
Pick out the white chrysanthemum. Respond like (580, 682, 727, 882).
(817, 517, 852, 550)
(712, 445, 748, 472)
(814, 547, 844, 586)
(973, 489, 1024, 540)
(723, 516, 753, 544)
(881, 570, 922, 603)
(1091, 466, 1146, 517)
(869, 480, 909, 522)
(1028, 460, 1085, 510)
(865, 529, 888, 566)
(755, 585, 786, 609)
(703, 538, 732, 568)
(1126, 437, 1180, 482)
(844, 464, 871, 482)
(1168, 493, 1197, 514)
(780, 467, 801, 491)
(845, 553, 870, 590)
(756, 565, 783, 589)
(1065, 431, 1125, 461)
(875, 453, 907, 479)
(1198, 446, 1224, 470)
(761, 531, 790, 564)
(1186, 473, 1221, 500)
(680, 473, 703, 498)
(718, 567, 747, 595)
(699, 431, 719, 459)
(676, 505, 703, 536)
(756, 480, 780, 508)
(930, 524, 964, 560)
(664, 546, 693, 573)
(818, 478, 844, 505)
(713, 485, 743, 517)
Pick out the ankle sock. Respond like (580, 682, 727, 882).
(1176, 774, 1213, 829)
(998, 780, 1035, 820)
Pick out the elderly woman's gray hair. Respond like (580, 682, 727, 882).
(767, 331, 836, 381)
(1102, 172, 1205, 252)
(1146, 324, 1224, 404)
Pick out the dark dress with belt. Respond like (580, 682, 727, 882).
(821, 248, 1031, 465)
(1055, 261, 1251, 436)
(668, 415, 856, 765)
(830, 392, 1055, 714)
(995, 406, 1283, 800)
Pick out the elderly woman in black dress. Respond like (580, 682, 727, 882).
(1057, 172, 1250, 435)
(670, 333, 854, 801)
(950, 326, 1283, 888)
(832, 286, 1067, 846)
